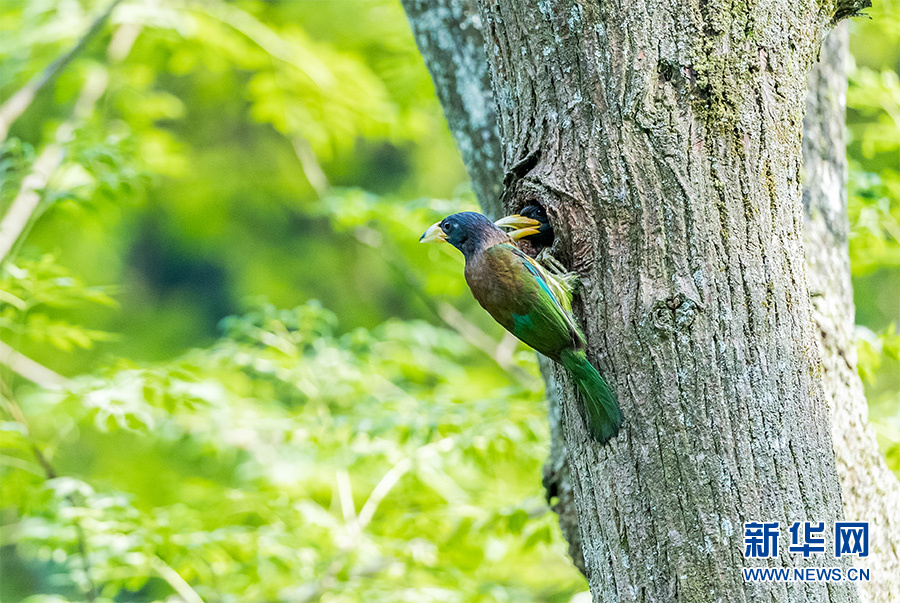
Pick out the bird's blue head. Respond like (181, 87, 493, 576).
(420, 211, 509, 260)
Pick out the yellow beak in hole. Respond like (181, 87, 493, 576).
(494, 214, 542, 240)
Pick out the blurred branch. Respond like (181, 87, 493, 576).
(0, 69, 107, 263)
(0, 454, 45, 476)
(0, 380, 59, 480)
(0, 0, 124, 141)
(226, 0, 332, 200)
(355, 457, 413, 532)
(151, 555, 205, 603)
(292, 137, 329, 197)
(335, 469, 356, 523)
(0, 139, 64, 262)
(353, 438, 453, 535)
(0, 12, 141, 265)
(436, 301, 526, 378)
(0, 341, 68, 389)
(0, 379, 97, 602)
(309, 439, 455, 602)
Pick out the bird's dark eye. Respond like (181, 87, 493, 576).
(442, 221, 454, 232)
(534, 207, 546, 218)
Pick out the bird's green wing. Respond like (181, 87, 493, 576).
(531, 250, 579, 312)
(532, 257, 575, 314)
(482, 243, 584, 356)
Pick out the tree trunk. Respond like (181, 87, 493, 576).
(476, 2, 857, 601)
(802, 24, 900, 603)
(402, 1, 893, 601)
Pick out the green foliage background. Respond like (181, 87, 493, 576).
(0, 1, 897, 601)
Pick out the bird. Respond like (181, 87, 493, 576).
(494, 204, 554, 248)
(420, 211, 623, 443)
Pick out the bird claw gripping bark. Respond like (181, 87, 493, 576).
(536, 249, 579, 292)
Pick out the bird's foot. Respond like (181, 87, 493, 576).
(536, 249, 568, 275)
(537, 249, 580, 294)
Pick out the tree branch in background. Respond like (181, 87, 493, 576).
(0, 378, 97, 602)
(0, 341, 67, 389)
(304, 439, 455, 603)
(292, 137, 329, 198)
(0, 0, 124, 141)
(802, 24, 900, 603)
(150, 556, 205, 603)
(0, 0, 138, 265)
(0, 69, 108, 264)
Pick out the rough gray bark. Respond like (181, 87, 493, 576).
(400, 0, 505, 218)
(402, 1, 890, 601)
(802, 24, 900, 603)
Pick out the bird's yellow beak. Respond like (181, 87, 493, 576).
(494, 214, 542, 240)
(419, 222, 448, 243)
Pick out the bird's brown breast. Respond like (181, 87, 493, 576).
(464, 251, 523, 329)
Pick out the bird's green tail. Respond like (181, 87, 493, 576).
(560, 349, 623, 444)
